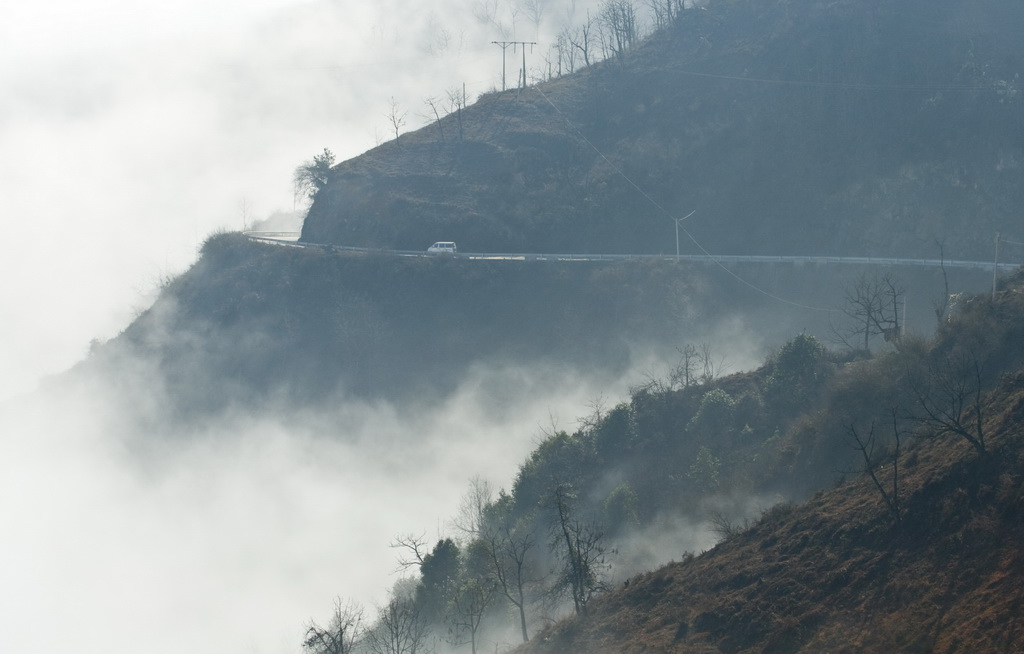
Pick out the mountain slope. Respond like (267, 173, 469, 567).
(303, 0, 1024, 261)
(94, 0, 1022, 419)
(519, 402, 1024, 653)
(513, 272, 1024, 653)
(92, 230, 997, 419)
(92, 233, 734, 414)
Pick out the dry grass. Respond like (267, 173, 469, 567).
(516, 370, 1024, 654)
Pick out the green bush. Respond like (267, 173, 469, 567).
(603, 484, 641, 534)
(688, 388, 737, 437)
(764, 334, 833, 414)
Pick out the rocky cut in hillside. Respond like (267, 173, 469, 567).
(302, 0, 1024, 262)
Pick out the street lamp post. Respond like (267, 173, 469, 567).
(674, 210, 696, 262)
(993, 232, 1001, 300)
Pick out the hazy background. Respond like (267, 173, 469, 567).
(1, 0, 608, 401)
(1, 2, 703, 652)
(1, 358, 671, 653)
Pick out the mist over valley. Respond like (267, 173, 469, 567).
(3, 0, 1024, 652)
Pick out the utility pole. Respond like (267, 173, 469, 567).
(993, 232, 1001, 300)
(492, 40, 537, 91)
(903, 295, 908, 337)
(521, 44, 527, 88)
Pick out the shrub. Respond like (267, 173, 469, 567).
(764, 333, 833, 414)
(688, 388, 737, 436)
(603, 483, 641, 533)
(688, 445, 721, 492)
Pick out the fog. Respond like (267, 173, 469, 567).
(0, 0, 615, 401)
(0, 356, 648, 653)
(0, 2, 770, 651)
(0, 321, 764, 654)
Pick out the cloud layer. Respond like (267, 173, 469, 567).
(1, 354, 644, 653)
(1, 0, 617, 399)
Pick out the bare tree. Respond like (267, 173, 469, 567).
(599, 0, 640, 63)
(708, 510, 750, 541)
(386, 97, 408, 146)
(669, 343, 700, 389)
(575, 394, 607, 433)
(697, 342, 726, 384)
(565, 12, 596, 68)
(879, 273, 905, 344)
(645, 0, 683, 29)
(670, 343, 726, 389)
(474, 0, 514, 38)
(303, 597, 365, 654)
(845, 411, 903, 524)
(481, 494, 539, 643)
(425, 11, 462, 57)
(239, 197, 252, 231)
(365, 596, 431, 654)
(835, 272, 904, 353)
(448, 544, 497, 654)
(451, 476, 494, 541)
(422, 96, 446, 142)
(910, 349, 988, 456)
(523, 0, 548, 30)
(554, 31, 577, 75)
(540, 46, 557, 81)
(549, 484, 610, 617)
(933, 239, 952, 326)
(445, 85, 467, 142)
(449, 582, 494, 654)
(390, 533, 429, 571)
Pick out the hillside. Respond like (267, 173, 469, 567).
(503, 269, 1024, 653)
(92, 233, 723, 415)
(302, 0, 1024, 261)
(376, 273, 1024, 654)
(517, 377, 1024, 654)
(85, 0, 1024, 420)
(88, 231, 998, 419)
(279, 267, 1024, 654)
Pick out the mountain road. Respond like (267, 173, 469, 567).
(243, 232, 1018, 273)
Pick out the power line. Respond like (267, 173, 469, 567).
(211, 43, 497, 74)
(492, 41, 536, 91)
(663, 67, 1000, 92)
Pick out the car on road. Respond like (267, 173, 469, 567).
(427, 241, 458, 256)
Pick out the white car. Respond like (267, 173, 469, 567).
(427, 241, 458, 256)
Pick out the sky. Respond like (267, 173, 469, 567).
(0, 0, 507, 401)
(1, 2, 682, 653)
